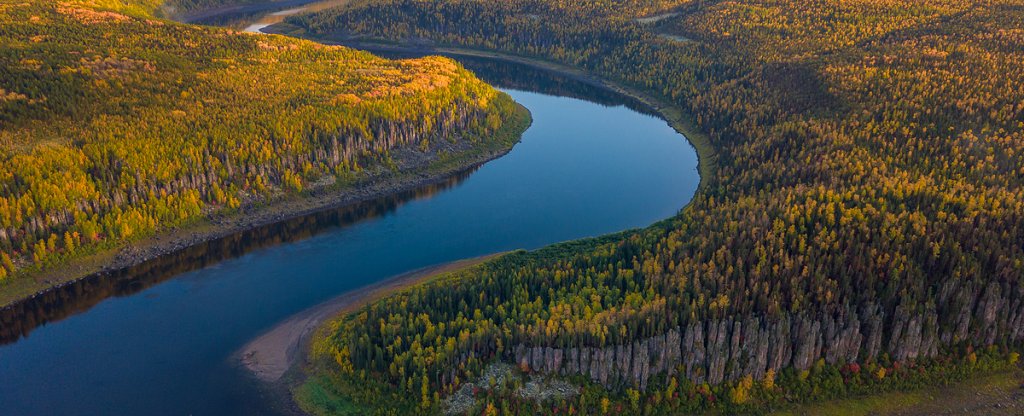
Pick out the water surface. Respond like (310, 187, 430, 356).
(0, 60, 700, 415)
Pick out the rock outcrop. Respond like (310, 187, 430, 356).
(512, 280, 1024, 390)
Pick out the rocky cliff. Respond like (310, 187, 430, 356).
(513, 279, 1024, 390)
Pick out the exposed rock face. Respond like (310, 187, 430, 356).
(512, 281, 1024, 390)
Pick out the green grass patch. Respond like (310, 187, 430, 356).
(773, 369, 1024, 416)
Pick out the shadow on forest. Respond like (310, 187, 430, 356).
(0, 56, 663, 345)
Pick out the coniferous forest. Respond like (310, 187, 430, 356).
(285, 0, 1024, 414)
(2, 0, 1023, 414)
(0, 1, 521, 289)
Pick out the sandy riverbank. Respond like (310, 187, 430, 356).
(237, 252, 506, 382)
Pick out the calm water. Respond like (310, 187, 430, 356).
(0, 61, 699, 415)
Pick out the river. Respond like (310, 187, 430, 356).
(0, 33, 699, 416)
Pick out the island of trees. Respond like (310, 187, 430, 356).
(287, 0, 1024, 414)
(0, 1, 524, 295)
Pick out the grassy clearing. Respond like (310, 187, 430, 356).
(773, 369, 1024, 416)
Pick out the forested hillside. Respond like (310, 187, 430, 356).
(292, 0, 1024, 414)
(0, 1, 522, 285)
(162, 0, 257, 14)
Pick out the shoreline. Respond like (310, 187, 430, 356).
(171, 0, 320, 23)
(237, 252, 507, 383)
(0, 104, 530, 312)
(180, 11, 716, 411)
(274, 34, 718, 195)
(2, 33, 714, 312)
(253, 27, 718, 405)
(270, 36, 719, 414)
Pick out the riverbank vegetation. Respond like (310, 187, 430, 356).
(0, 1, 521, 288)
(163, 0, 259, 15)
(291, 0, 1024, 413)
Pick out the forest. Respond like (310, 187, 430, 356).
(0, 1, 521, 285)
(290, 0, 1024, 414)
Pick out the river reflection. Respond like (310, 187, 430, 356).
(0, 57, 698, 416)
(384, 51, 659, 118)
(0, 172, 471, 345)
(0, 57, 671, 346)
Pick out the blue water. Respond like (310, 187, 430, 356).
(0, 83, 699, 415)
